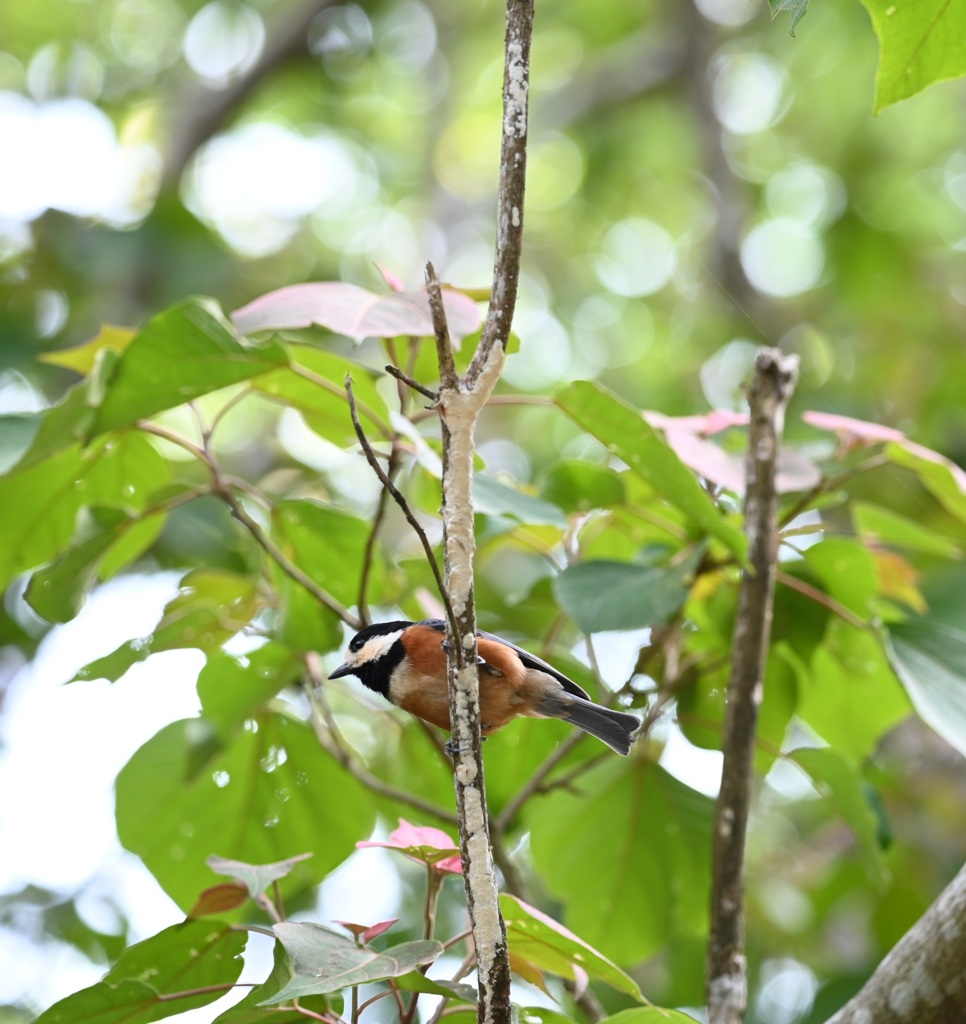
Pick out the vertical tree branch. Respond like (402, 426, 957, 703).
(428, 6, 533, 1023)
(706, 348, 799, 1024)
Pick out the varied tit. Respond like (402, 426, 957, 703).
(329, 619, 640, 756)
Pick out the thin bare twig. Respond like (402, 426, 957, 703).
(139, 420, 361, 629)
(776, 570, 869, 631)
(707, 349, 799, 1024)
(385, 364, 438, 402)
(345, 374, 459, 640)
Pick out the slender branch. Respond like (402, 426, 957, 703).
(776, 570, 869, 631)
(345, 374, 458, 639)
(386, 364, 438, 402)
(219, 481, 361, 628)
(706, 349, 799, 1024)
(140, 420, 361, 628)
(304, 653, 458, 826)
(467, 0, 533, 384)
(290, 362, 393, 440)
(822, 859, 966, 1024)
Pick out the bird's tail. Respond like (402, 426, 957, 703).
(543, 695, 640, 755)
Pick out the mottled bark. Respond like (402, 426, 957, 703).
(824, 860, 966, 1024)
(707, 349, 799, 1024)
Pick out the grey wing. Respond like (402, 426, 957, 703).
(475, 628, 592, 701)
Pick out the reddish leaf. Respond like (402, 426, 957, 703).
(802, 410, 905, 444)
(645, 409, 749, 435)
(188, 882, 250, 918)
(232, 282, 481, 341)
(649, 415, 821, 495)
(335, 918, 399, 942)
(356, 818, 462, 874)
(374, 262, 406, 292)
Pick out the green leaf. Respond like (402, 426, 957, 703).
(392, 972, 476, 1003)
(768, 0, 808, 34)
(25, 518, 126, 623)
(74, 568, 262, 682)
(115, 712, 375, 910)
(527, 759, 713, 965)
(554, 549, 702, 633)
(539, 460, 626, 513)
(556, 382, 746, 560)
(886, 440, 966, 524)
(271, 500, 373, 651)
(40, 324, 138, 374)
(36, 921, 246, 1024)
(259, 923, 441, 1003)
(473, 473, 568, 528)
(34, 980, 177, 1024)
(887, 619, 966, 758)
(501, 894, 644, 1001)
(798, 621, 910, 761)
(790, 747, 888, 881)
(0, 413, 41, 473)
(273, 500, 374, 606)
(214, 942, 341, 1024)
(678, 641, 800, 772)
(207, 852, 314, 899)
(804, 538, 878, 618)
(198, 645, 304, 740)
(852, 501, 961, 558)
(857, 0, 966, 111)
(602, 1010, 702, 1024)
(93, 298, 288, 434)
(254, 345, 391, 446)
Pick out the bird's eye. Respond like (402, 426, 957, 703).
(349, 636, 364, 652)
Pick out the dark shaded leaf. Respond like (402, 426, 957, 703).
(36, 921, 246, 1024)
(539, 460, 625, 513)
(553, 549, 702, 633)
(474, 474, 568, 528)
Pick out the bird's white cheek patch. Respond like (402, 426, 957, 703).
(355, 629, 405, 665)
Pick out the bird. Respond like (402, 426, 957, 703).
(329, 619, 640, 755)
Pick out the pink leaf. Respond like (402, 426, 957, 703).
(645, 409, 749, 436)
(662, 428, 745, 493)
(357, 818, 462, 874)
(802, 411, 906, 444)
(901, 440, 966, 495)
(335, 918, 399, 942)
(374, 262, 406, 292)
(232, 282, 481, 342)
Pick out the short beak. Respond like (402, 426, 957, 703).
(329, 663, 353, 680)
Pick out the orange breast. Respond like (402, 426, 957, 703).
(392, 625, 540, 734)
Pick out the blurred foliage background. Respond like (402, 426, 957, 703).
(2, 1, 966, 1023)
